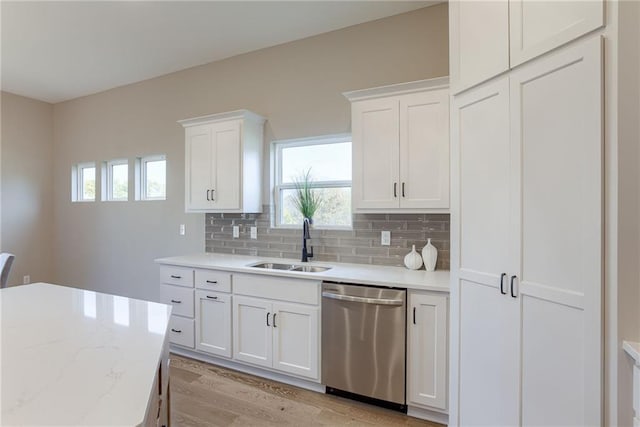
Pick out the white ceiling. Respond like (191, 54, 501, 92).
(1, 1, 438, 104)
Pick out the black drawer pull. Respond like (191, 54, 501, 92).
(510, 275, 517, 298)
(266, 312, 271, 326)
(171, 328, 182, 333)
(273, 313, 277, 328)
(170, 275, 181, 279)
(206, 295, 218, 300)
(206, 280, 218, 284)
(413, 307, 416, 325)
(500, 273, 507, 295)
(402, 182, 406, 197)
(170, 299, 182, 304)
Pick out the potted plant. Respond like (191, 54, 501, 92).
(291, 168, 322, 223)
(291, 169, 322, 262)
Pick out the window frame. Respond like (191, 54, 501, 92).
(136, 154, 166, 201)
(104, 159, 129, 201)
(72, 162, 97, 202)
(272, 134, 352, 229)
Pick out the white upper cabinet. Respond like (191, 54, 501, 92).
(346, 78, 450, 213)
(180, 110, 265, 213)
(450, 0, 604, 94)
(449, 0, 510, 95)
(509, 0, 604, 66)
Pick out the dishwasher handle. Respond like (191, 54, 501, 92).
(322, 291, 403, 306)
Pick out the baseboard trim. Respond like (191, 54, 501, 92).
(169, 346, 325, 393)
(407, 405, 449, 425)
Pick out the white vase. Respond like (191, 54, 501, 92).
(422, 238, 438, 272)
(404, 245, 423, 270)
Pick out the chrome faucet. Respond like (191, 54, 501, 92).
(302, 218, 313, 262)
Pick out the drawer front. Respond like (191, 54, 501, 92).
(168, 315, 195, 348)
(195, 269, 232, 292)
(233, 273, 320, 305)
(160, 284, 194, 318)
(160, 265, 194, 288)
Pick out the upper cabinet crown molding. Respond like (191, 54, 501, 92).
(178, 109, 266, 128)
(343, 77, 449, 103)
(181, 109, 265, 214)
(449, 0, 604, 94)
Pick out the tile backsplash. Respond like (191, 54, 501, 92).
(205, 206, 449, 270)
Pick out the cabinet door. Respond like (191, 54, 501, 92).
(511, 37, 602, 427)
(450, 76, 519, 426)
(399, 89, 449, 209)
(211, 120, 241, 210)
(352, 97, 400, 210)
(407, 292, 448, 410)
(510, 0, 604, 67)
(232, 295, 272, 368)
(195, 290, 231, 358)
(185, 124, 213, 211)
(272, 302, 319, 380)
(449, 0, 509, 94)
(160, 284, 194, 318)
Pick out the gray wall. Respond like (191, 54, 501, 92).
(0, 92, 54, 286)
(614, 0, 640, 424)
(51, 5, 449, 301)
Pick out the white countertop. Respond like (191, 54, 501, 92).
(624, 341, 640, 365)
(1, 283, 171, 426)
(155, 253, 450, 292)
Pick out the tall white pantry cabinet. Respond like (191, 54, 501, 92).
(449, 1, 605, 425)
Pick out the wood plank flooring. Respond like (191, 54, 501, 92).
(169, 354, 443, 427)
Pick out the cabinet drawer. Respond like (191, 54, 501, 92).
(160, 284, 194, 318)
(233, 274, 319, 305)
(160, 266, 193, 287)
(195, 269, 231, 292)
(168, 315, 195, 348)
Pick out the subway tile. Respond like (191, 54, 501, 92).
(313, 253, 339, 262)
(268, 242, 296, 251)
(339, 238, 372, 248)
(355, 246, 389, 256)
(233, 248, 258, 256)
(210, 247, 234, 255)
(205, 205, 450, 269)
(358, 213, 389, 220)
(338, 255, 372, 264)
(371, 220, 406, 231)
(323, 246, 355, 256)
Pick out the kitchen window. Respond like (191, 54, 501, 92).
(273, 135, 352, 228)
(136, 155, 166, 201)
(72, 162, 96, 202)
(104, 159, 129, 201)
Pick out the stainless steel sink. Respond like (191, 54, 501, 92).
(250, 262, 298, 270)
(290, 265, 331, 273)
(248, 262, 331, 273)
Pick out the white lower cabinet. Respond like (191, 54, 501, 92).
(168, 315, 195, 349)
(233, 295, 273, 368)
(195, 290, 232, 358)
(407, 291, 448, 412)
(233, 295, 319, 380)
(272, 301, 319, 379)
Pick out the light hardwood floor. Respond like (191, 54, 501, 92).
(169, 354, 443, 427)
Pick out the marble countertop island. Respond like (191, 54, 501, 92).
(1, 283, 171, 426)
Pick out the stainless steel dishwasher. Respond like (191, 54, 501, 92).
(321, 282, 406, 411)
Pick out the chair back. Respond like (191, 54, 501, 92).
(0, 253, 15, 288)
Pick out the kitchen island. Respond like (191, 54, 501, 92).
(1, 283, 171, 426)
